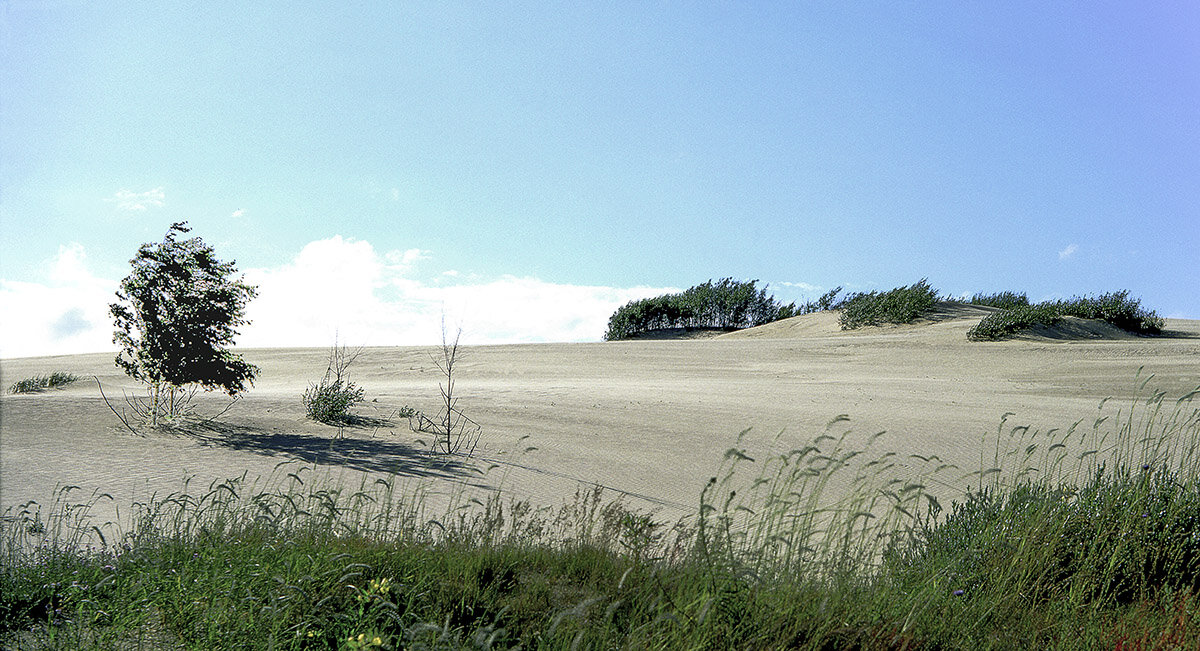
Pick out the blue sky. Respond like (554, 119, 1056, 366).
(2, 2, 1197, 357)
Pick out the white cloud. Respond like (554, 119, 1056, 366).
(239, 236, 674, 348)
(1058, 243, 1078, 260)
(1, 236, 676, 357)
(779, 281, 821, 293)
(108, 187, 165, 212)
(0, 244, 118, 358)
(231, 208, 245, 218)
(48, 242, 90, 285)
(384, 248, 428, 268)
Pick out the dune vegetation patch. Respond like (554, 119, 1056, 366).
(606, 277, 1169, 344)
(604, 279, 847, 340)
(4, 378, 1200, 649)
(968, 290, 1165, 341)
(603, 278, 799, 341)
(837, 278, 939, 330)
(7, 371, 79, 394)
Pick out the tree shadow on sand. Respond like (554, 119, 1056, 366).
(176, 420, 486, 486)
(313, 413, 395, 429)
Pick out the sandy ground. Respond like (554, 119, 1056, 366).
(3, 307, 1199, 542)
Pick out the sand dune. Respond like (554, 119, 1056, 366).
(3, 311, 1199, 540)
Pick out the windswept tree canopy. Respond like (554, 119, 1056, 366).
(604, 278, 799, 341)
(110, 222, 259, 396)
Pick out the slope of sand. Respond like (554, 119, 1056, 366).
(3, 312, 1199, 540)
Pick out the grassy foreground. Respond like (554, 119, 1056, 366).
(4, 377, 1200, 649)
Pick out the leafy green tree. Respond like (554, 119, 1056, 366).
(110, 222, 259, 424)
(604, 278, 795, 340)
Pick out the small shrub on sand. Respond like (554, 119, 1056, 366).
(8, 372, 78, 394)
(838, 279, 939, 330)
(302, 339, 365, 424)
(302, 378, 365, 423)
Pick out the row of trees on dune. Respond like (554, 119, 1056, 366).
(603, 278, 838, 341)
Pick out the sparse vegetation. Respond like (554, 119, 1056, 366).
(409, 321, 482, 456)
(969, 290, 1165, 341)
(798, 285, 844, 314)
(302, 338, 366, 424)
(5, 378, 1199, 649)
(838, 278, 939, 329)
(7, 371, 79, 394)
(970, 290, 1030, 310)
(604, 278, 799, 340)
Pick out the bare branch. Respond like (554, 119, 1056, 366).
(95, 377, 140, 436)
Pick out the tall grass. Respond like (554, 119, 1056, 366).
(4, 377, 1199, 649)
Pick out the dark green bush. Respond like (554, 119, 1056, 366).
(838, 279, 938, 330)
(302, 340, 366, 424)
(302, 378, 364, 424)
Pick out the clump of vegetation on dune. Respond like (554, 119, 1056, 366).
(831, 281, 1163, 340)
(302, 338, 366, 425)
(7, 371, 79, 394)
(968, 289, 1165, 341)
(604, 279, 847, 341)
(5, 378, 1200, 649)
(603, 278, 798, 340)
(969, 290, 1031, 311)
(837, 278, 939, 330)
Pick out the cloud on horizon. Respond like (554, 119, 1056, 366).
(0, 237, 676, 358)
(239, 236, 674, 348)
(779, 281, 822, 293)
(0, 243, 118, 357)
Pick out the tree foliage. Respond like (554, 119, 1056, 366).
(110, 222, 259, 408)
(837, 279, 939, 330)
(604, 278, 798, 341)
(967, 290, 1164, 341)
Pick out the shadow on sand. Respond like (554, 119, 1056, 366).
(175, 420, 486, 486)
